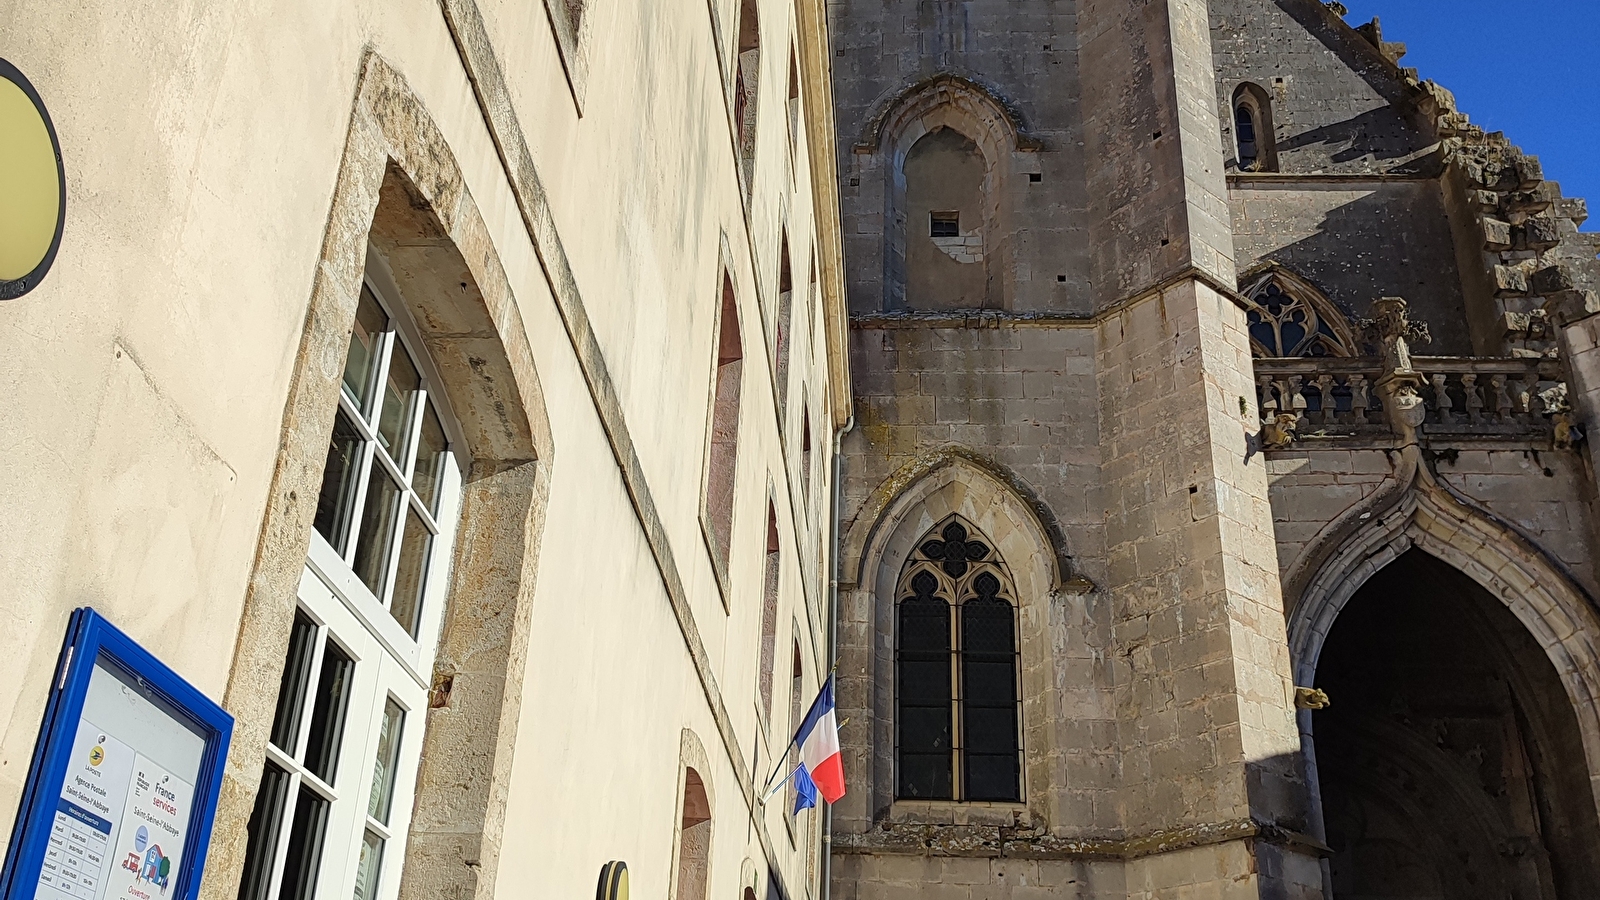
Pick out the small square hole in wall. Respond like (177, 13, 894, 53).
(1028, 172, 1042, 183)
(849, 176, 860, 186)
(1056, 274, 1066, 283)
(930, 211, 960, 237)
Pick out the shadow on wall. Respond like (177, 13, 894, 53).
(1236, 185, 1474, 354)
(1272, 107, 1432, 168)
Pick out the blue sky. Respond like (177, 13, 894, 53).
(1336, 0, 1599, 225)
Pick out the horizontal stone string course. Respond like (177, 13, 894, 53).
(833, 816, 1327, 861)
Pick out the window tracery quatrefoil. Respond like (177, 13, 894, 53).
(1242, 269, 1355, 358)
(918, 521, 991, 578)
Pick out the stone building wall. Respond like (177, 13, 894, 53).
(831, 0, 1090, 314)
(830, 0, 1600, 897)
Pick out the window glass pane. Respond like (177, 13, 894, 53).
(964, 753, 1020, 802)
(410, 401, 448, 515)
(269, 612, 319, 752)
(303, 641, 355, 783)
(377, 343, 421, 459)
(352, 466, 403, 600)
(313, 411, 365, 553)
(389, 506, 432, 636)
(237, 761, 291, 900)
(343, 287, 388, 412)
(352, 831, 385, 900)
(898, 593, 950, 653)
(962, 706, 1018, 754)
(368, 698, 406, 824)
(278, 785, 330, 900)
(898, 706, 952, 752)
(897, 753, 952, 800)
(896, 660, 950, 704)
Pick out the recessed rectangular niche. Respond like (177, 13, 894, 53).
(930, 211, 959, 237)
(1028, 173, 1042, 183)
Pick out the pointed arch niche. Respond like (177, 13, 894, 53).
(835, 450, 1098, 830)
(865, 76, 1036, 313)
(1286, 470, 1600, 892)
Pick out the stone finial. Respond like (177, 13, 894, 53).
(1365, 296, 1429, 373)
(1363, 297, 1432, 444)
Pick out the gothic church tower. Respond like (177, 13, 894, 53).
(828, 0, 1600, 897)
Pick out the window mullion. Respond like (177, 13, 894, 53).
(293, 624, 332, 764)
(400, 389, 427, 483)
(950, 598, 963, 802)
(368, 327, 396, 425)
(344, 439, 379, 569)
(376, 492, 409, 612)
(340, 392, 380, 444)
(264, 770, 305, 900)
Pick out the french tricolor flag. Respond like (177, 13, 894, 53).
(792, 675, 846, 811)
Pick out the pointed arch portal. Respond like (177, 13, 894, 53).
(1287, 466, 1600, 897)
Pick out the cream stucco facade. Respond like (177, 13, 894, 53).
(0, 1, 848, 900)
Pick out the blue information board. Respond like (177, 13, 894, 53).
(3, 609, 233, 900)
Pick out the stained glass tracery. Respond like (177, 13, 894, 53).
(1243, 270, 1354, 358)
(895, 517, 1022, 803)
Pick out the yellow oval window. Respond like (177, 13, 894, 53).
(0, 58, 64, 299)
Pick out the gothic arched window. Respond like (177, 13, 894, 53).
(1232, 83, 1277, 173)
(1242, 268, 1354, 358)
(895, 519, 1022, 802)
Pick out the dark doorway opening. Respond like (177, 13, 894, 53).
(1313, 549, 1600, 898)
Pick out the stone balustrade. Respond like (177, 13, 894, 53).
(1254, 356, 1568, 448)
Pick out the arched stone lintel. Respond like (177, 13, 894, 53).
(1286, 462, 1600, 818)
(668, 729, 715, 900)
(840, 447, 1086, 593)
(857, 72, 1042, 158)
(207, 48, 554, 900)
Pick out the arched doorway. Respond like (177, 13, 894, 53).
(1312, 549, 1600, 897)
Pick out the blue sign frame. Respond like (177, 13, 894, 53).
(2, 609, 233, 900)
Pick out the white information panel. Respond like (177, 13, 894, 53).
(36, 659, 206, 900)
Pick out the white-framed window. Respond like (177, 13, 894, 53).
(239, 252, 463, 900)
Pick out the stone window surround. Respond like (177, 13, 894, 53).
(1239, 264, 1356, 358)
(1229, 81, 1278, 173)
(699, 249, 747, 607)
(846, 75, 1043, 313)
(894, 516, 1025, 805)
(846, 453, 1079, 826)
(669, 729, 716, 900)
(203, 51, 555, 900)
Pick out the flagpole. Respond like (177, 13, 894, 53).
(760, 672, 836, 794)
(757, 717, 848, 803)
